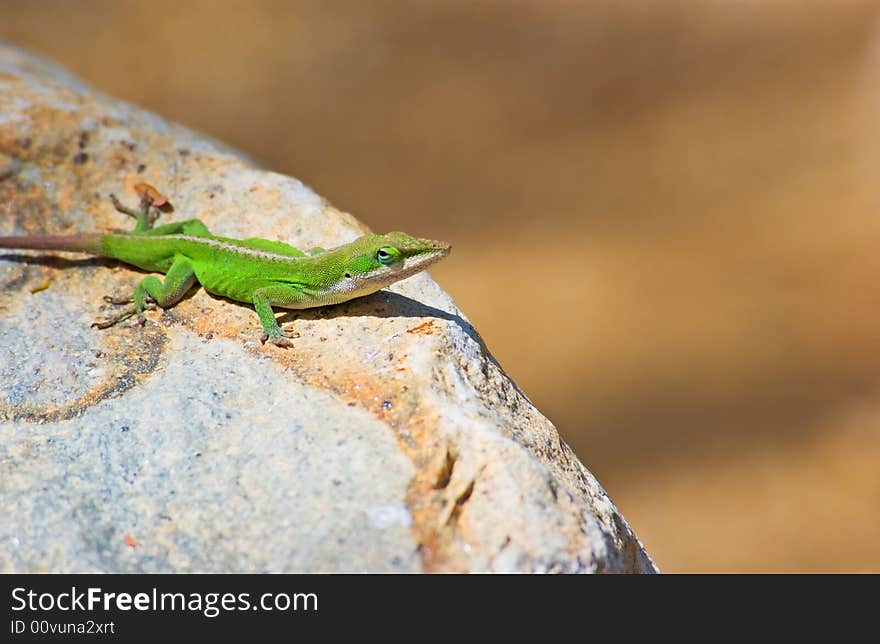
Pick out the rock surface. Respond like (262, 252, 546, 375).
(0, 43, 657, 573)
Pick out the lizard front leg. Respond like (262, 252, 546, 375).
(93, 255, 197, 329)
(252, 285, 309, 347)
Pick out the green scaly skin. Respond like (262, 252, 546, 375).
(0, 195, 451, 347)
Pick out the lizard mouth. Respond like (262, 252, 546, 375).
(340, 241, 451, 300)
(315, 235, 451, 306)
(364, 247, 449, 286)
(398, 242, 451, 275)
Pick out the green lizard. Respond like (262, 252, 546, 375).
(0, 190, 451, 346)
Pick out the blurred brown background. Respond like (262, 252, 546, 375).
(4, 0, 880, 571)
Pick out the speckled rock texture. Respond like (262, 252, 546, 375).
(0, 43, 657, 573)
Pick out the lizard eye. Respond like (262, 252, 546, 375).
(376, 247, 397, 266)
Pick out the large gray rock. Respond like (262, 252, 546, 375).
(0, 43, 656, 573)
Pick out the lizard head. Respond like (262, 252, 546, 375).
(317, 231, 451, 304)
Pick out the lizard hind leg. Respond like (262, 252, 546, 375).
(142, 219, 213, 237)
(92, 256, 197, 330)
(109, 192, 160, 233)
(108, 191, 213, 237)
(90, 293, 147, 329)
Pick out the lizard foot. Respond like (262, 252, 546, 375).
(261, 329, 300, 348)
(92, 306, 137, 329)
(92, 303, 156, 329)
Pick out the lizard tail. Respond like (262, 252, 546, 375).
(0, 233, 105, 255)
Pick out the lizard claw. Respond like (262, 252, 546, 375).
(103, 294, 134, 305)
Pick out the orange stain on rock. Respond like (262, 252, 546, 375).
(263, 328, 469, 571)
(406, 321, 436, 336)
